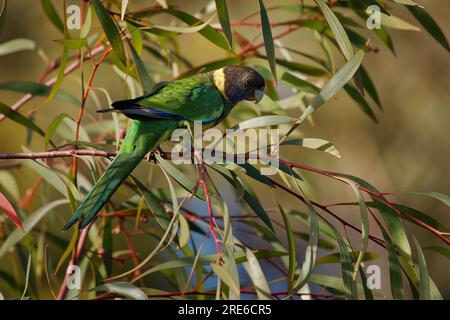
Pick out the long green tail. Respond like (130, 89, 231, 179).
(63, 119, 177, 230)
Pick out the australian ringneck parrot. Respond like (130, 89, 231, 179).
(63, 66, 265, 230)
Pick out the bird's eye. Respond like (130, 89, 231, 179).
(245, 78, 251, 85)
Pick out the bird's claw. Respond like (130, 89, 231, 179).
(145, 148, 162, 162)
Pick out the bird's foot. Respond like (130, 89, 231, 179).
(145, 148, 163, 162)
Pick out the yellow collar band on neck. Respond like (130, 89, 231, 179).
(213, 68, 227, 98)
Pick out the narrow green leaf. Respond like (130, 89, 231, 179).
(0, 102, 45, 137)
(315, 0, 353, 60)
(381, 13, 420, 31)
(292, 200, 319, 292)
(374, 199, 412, 257)
(129, 41, 153, 92)
(407, 6, 449, 51)
(90, 282, 148, 300)
(209, 164, 273, 231)
(141, 14, 216, 34)
(131, 175, 171, 233)
(0, 38, 35, 56)
(0, 82, 80, 106)
(92, 0, 126, 61)
(41, 0, 64, 32)
(359, 66, 382, 108)
(54, 38, 88, 50)
(159, 9, 230, 52)
(0, 0, 7, 37)
(281, 138, 341, 158)
(344, 84, 377, 122)
(412, 237, 430, 300)
(276, 59, 328, 76)
(374, 217, 405, 299)
(414, 191, 450, 206)
(392, 0, 421, 6)
(120, 0, 129, 21)
(423, 246, 450, 259)
(242, 248, 271, 300)
(297, 46, 366, 124)
(44, 113, 71, 150)
(258, 0, 276, 80)
(281, 72, 320, 94)
(0, 199, 68, 258)
(211, 263, 240, 296)
(279, 205, 296, 289)
(20, 252, 32, 299)
(316, 252, 379, 266)
(155, 154, 205, 200)
(215, 0, 233, 49)
(45, 46, 68, 106)
(232, 115, 294, 131)
(337, 177, 369, 279)
(323, 219, 358, 299)
(178, 214, 190, 249)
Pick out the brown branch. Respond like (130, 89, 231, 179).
(56, 225, 91, 300)
(73, 45, 113, 182)
(0, 149, 117, 160)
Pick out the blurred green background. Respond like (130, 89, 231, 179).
(0, 0, 448, 298)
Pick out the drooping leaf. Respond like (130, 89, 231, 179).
(90, 282, 148, 300)
(423, 246, 450, 259)
(120, 0, 129, 21)
(315, 0, 353, 61)
(0, 102, 45, 137)
(141, 14, 216, 34)
(158, 9, 230, 51)
(0, 199, 68, 258)
(281, 138, 341, 158)
(344, 84, 377, 122)
(92, 0, 126, 61)
(232, 115, 294, 131)
(412, 237, 430, 300)
(215, 0, 233, 49)
(44, 113, 71, 150)
(414, 191, 450, 206)
(0, 82, 80, 106)
(0, 0, 7, 37)
(209, 164, 274, 231)
(41, 0, 64, 32)
(407, 6, 450, 51)
(374, 217, 405, 299)
(242, 248, 271, 300)
(258, 0, 277, 80)
(381, 13, 420, 31)
(54, 38, 89, 50)
(359, 66, 382, 108)
(0, 38, 35, 56)
(297, 46, 366, 124)
(131, 175, 171, 233)
(291, 200, 319, 293)
(338, 177, 369, 279)
(280, 72, 320, 94)
(129, 41, 153, 92)
(316, 252, 379, 266)
(279, 204, 296, 289)
(211, 263, 240, 297)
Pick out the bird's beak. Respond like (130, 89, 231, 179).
(254, 88, 265, 104)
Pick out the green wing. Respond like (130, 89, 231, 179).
(106, 74, 225, 124)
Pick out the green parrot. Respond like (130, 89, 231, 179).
(63, 66, 265, 230)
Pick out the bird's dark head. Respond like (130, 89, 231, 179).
(211, 66, 265, 104)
